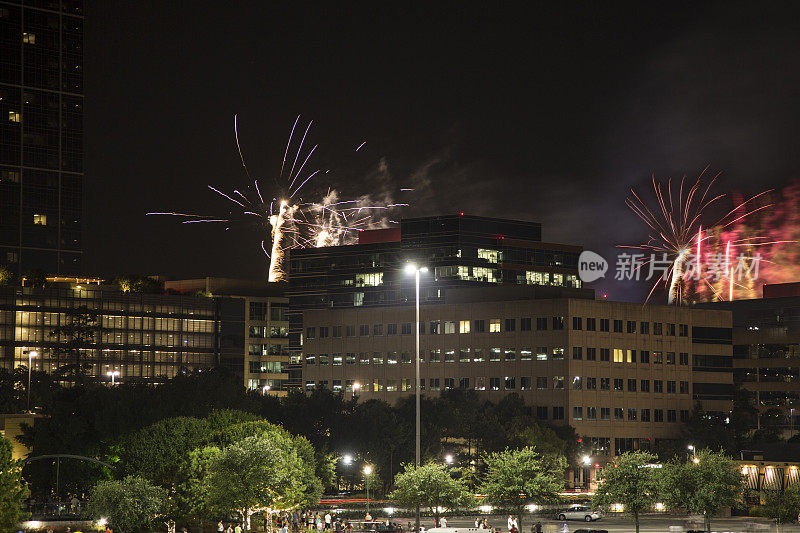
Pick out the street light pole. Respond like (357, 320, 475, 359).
(405, 263, 427, 533)
(364, 465, 373, 517)
(24, 350, 38, 412)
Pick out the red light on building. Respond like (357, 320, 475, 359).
(460, 212, 464, 216)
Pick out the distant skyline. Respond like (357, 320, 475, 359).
(84, 2, 800, 300)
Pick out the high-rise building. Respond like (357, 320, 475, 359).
(286, 214, 589, 387)
(0, 0, 84, 276)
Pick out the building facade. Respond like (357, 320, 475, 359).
(0, 281, 220, 380)
(302, 294, 733, 457)
(702, 283, 800, 433)
(0, 0, 84, 275)
(287, 214, 588, 388)
(164, 277, 289, 395)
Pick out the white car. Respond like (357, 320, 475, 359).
(557, 505, 603, 522)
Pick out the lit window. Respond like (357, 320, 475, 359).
(552, 273, 564, 285)
(478, 248, 500, 263)
(525, 271, 550, 285)
(459, 320, 470, 334)
(474, 267, 499, 282)
(9, 111, 20, 123)
(23, 32, 36, 44)
(613, 348, 624, 363)
(489, 319, 501, 333)
(33, 214, 47, 225)
(444, 321, 456, 334)
(355, 272, 383, 286)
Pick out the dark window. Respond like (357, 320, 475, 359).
(640, 379, 650, 392)
(459, 377, 470, 389)
(614, 378, 623, 391)
(536, 317, 548, 330)
(306, 327, 315, 339)
(586, 318, 596, 331)
(387, 323, 397, 335)
(333, 326, 342, 338)
(628, 379, 637, 392)
(600, 348, 610, 361)
(613, 319, 623, 333)
(521, 318, 531, 331)
(600, 319, 609, 332)
(572, 346, 583, 360)
(666, 352, 675, 365)
(586, 347, 596, 361)
(680, 409, 689, 422)
(680, 381, 689, 394)
(319, 326, 329, 338)
(401, 322, 412, 335)
(359, 324, 369, 337)
(572, 317, 582, 330)
(667, 381, 676, 393)
(429, 321, 440, 334)
(346, 325, 355, 337)
(373, 324, 383, 335)
(586, 377, 596, 390)
(679, 352, 689, 365)
(552, 406, 564, 420)
(552, 317, 565, 330)
(614, 407, 624, 420)
(520, 376, 531, 390)
(667, 410, 677, 422)
(640, 321, 649, 334)
(641, 409, 651, 422)
(627, 321, 636, 333)
(679, 324, 689, 337)
(667, 323, 676, 336)
(654, 409, 664, 422)
(536, 406, 548, 419)
(653, 322, 663, 335)
(505, 318, 516, 332)
(654, 380, 663, 393)
(640, 350, 650, 363)
(473, 319, 485, 332)
(600, 378, 610, 390)
(601, 407, 610, 420)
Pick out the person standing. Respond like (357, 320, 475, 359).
(234, 524, 242, 533)
(534, 522, 542, 533)
(217, 522, 224, 533)
(440, 517, 447, 528)
(325, 513, 332, 530)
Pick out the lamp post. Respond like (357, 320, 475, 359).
(353, 382, 361, 399)
(404, 263, 427, 533)
(364, 465, 373, 517)
(23, 350, 38, 412)
(107, 370, 120, 386)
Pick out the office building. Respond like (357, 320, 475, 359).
(287, 214, 589, 387)
(0, 276, 287, 393)
(165, 277, 289, 396)
(302, 291, 733, 457)
(701, 282, 800, 434)
(0, 0, 84, 276)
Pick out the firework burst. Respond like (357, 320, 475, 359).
(622, 168, 789, 304)
(149, 115, 407, 282)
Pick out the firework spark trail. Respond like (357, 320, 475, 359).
(148, 115, 409, 282)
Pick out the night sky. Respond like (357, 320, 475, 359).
(84, 3, 800, 299)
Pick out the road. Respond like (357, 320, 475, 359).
(403, 515, 788, 533)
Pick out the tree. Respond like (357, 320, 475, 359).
(48, 305, 98, 379)
(86, 476, 167, 533)
(203, 434, 319, 530)
(661, 449, 743, 533)
(480, 446, 566, 532)
(591, 451, 660, 533)
(0, 437, 28, 533)
(390, 463, 472, 525)
(763, 483, 800, 532)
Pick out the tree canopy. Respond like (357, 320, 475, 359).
(390, 463, 472, 524)
(591, 451, 660, 533)
(86, 476, 167, 533)
(480, 446, 566, 531)
(661, 449, 743, 532)
(0, 437, 28, 533)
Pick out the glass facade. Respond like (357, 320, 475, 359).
(0, 0, 83, 276)
(0, 284, 222, 382)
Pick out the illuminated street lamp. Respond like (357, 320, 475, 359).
(582, 455, 591, 466)
(23, 350, 38, 412)
(444, 454, 454, 465)
(353, 382, 361, 399)
(107, 370, 120, 386)
(342, 454, 353, 465)
(262, 384, 271, 395)
(404, 263, 427, 533)
(364, 465, 373, 516)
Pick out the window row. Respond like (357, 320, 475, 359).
(571, 376, 690, 394)
(306, 319, 691, 338)
(303, 348, 692, 365)
(571, 406, 690, 423)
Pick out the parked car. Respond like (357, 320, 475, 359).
(556, 505, 603, 522)
(574, 529, 609, 533)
